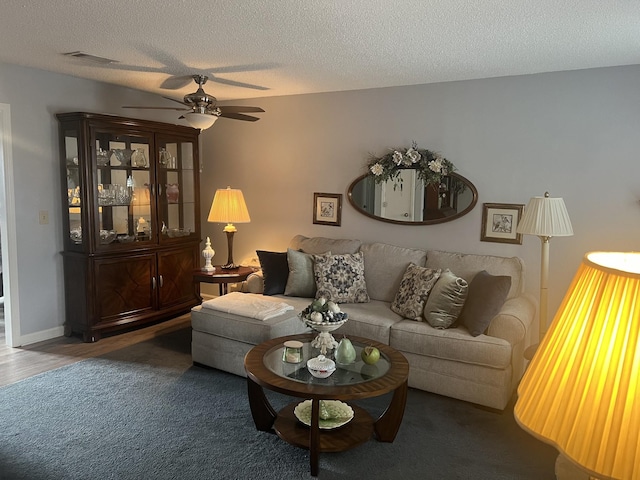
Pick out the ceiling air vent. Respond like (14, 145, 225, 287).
(63, 51, 118, 65)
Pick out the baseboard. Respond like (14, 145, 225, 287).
(17, 325, 65, 347)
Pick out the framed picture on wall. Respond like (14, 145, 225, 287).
(313, 193, 342, 226)
(481, 203, 524, 244)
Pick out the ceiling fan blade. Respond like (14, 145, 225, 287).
(209, 76, 269, 91)
(219, 106, 265, 114)
(160, 75, 195, 90)
(219, 112, 261, 122)
(162, 96, 189, 106)
(208, 62, 279, 74)
(122, 106, 189, 111)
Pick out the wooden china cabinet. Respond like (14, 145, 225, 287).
(57, 112, 201, 342)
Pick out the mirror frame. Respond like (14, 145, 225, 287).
(347, 172, 478, 226)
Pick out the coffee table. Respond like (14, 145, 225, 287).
(244, 333, 409, 476)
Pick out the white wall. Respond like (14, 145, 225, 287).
(1, 62, 639, 343)
(0, 63, 190, 343)
(201, 65, 640, 328)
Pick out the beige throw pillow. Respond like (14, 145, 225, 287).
(391, 263, 441, 320)
(423, 269, 469, 329)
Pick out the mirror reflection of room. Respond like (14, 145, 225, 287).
(349, 172, 477, 225)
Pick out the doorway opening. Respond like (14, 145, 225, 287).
(0, 103, 20, 347)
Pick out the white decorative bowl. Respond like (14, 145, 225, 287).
(307, 355, 336, 378)
(303, 318, 348, 355)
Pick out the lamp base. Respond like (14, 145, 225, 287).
(220, 263, 239, 270)
(224, 230, 236, 269)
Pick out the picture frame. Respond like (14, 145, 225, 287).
(480, 203, 524, 244)
(313, 193, 342, 226)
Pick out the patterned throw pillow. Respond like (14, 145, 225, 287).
(313, 253, 370, 303)
(391, 263, 442, 320)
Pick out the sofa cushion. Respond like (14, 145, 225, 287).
(314, 253, 370, 303)
(425, 250, 524, 299)
(256, 250, 289, 295)
(390, 264, 441, 320)
(423, 269, 469, 329)
(390, 320, 512, 369)
(332, 300, 404, 344)
(284, 249, 330, 298)
(458, 270, 511, 336)
(360, 243, 427, 302)
(289, 235, 362, 255)
(191, 296, 310, 346)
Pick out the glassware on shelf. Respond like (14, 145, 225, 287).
(70, 226, 82, 244)
(68, 187, 81, 205)
(114, 184, 132, 204)
(166, 183, 179, 203)
(159, 148, 171, 167)
(98, 184, 132, 205)
(97, 184, 115, 205)
(131, 148, 148, 167)
(96, 148, 109, 166)
(110, 149, 133, 166)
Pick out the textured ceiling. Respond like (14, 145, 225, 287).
(1, 0, 639, 103)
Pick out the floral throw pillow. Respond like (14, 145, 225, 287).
(391, 263, 442, 320)
(313, 253, 370, 303)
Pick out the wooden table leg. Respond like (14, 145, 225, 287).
(310, 399, 320, 477)
(246, 376, 277, 431)
(374, 379, 408, 442)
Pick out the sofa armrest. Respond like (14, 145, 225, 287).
(486, 293, 537, 346)
(487, 293, 537, 388)
(229, 270, 264, 294)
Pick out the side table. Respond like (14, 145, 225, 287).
(193, 266, 254, 297)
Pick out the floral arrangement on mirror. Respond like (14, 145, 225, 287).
(367, 142, 456, 190)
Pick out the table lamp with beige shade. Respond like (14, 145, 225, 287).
(207, 186, 250, 270)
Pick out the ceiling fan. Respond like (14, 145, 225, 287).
(123, 74, 264, 129)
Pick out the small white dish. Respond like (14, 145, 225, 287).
(306, 355, 336, 378)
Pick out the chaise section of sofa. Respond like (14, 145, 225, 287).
(190, 235, 536, 410)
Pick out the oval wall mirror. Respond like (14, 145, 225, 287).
(347, 171, 478, 225)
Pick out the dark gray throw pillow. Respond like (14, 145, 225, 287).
(457, 270, 511, 337)
(256, 250, 289, 296)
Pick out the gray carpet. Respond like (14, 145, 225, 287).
(0, 328, 557, 479)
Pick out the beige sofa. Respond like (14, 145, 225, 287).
(191, 235, 536, 410)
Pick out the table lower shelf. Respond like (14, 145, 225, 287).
(273, 402, 374, 453)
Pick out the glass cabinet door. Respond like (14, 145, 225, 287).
(64, 128, 83, 248)
(156, 136, 198, 243)
(93, 130, 153, 249)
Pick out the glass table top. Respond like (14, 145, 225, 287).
(263, 338, 390, 386)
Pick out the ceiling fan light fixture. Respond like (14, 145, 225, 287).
(184, 112, 218, 130)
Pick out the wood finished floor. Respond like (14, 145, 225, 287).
(0, 314, 192, 387)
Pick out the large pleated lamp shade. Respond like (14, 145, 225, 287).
(207, 186, 250, 269)
(514, 252, 640, 479)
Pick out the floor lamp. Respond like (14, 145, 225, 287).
(207, 186, 251, 270)
(515, 252, 640, 480)
(516, 192, 573, 349)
